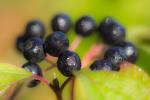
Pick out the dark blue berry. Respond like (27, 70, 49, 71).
(90, 60, 113, 71)
(25, 20, 45, 38)
(57, 50, 81, 77)
(114, 41, 138, 63)
(22, 62, 43, 88)
(27, 80, 41, 88)
(51, 13, 72, 33)
(23, 37, 45, 63)
(16, 35, 27, 52)
(75, 16, 96, 37)
(104, 46, 127, 66)
(98, 17, 126, 44)
(44, 32, 69, 57)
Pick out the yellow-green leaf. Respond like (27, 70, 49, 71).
(74, 64, 150, 100)
(0, 63, 32, 94)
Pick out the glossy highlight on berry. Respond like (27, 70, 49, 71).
(90, 60, 113, 71)
(51, 13, 72, 33)
(115, 41, 138, 63)
(57, 50, 81, 76)
(75, 15, 96, 37)
(98, 16, 126, 45)
(22, 62, 43, 88)
(25, 20, 45, 38)
(104, 46, 127, 66)
(44, 31, 69, 57)
(23, 37, 45, 63)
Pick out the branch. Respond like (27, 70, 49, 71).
(60, 77, 72, 91)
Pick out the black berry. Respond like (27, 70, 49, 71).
(98, 17, 126, 44)
(22, 62, 43, 76)
(23, 37, 45, 63)
(22, 62, 43, 88)
(90, 60, 113, 71)
(27, 80, 41, 88)
(57, 50, 81, 76)
(25, 20, 45, 38)
(115, 41, 138, 63)
(75, 16, 96, 37)
(51, 13, 72, 33)
(104, 46, 127, 66)
(16, 35, 27, 52)
(44, 32, 69, 57)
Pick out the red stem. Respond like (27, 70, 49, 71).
(31, 75, 49, 85)
(69, 36, 82, 51)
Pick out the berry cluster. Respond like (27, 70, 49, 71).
(90, 17, 138, 71)
(16, 13, 138, 88)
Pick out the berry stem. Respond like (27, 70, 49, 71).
(82, 44, 106, 67)
(49, 83, 62, 100)
(45, 53, 57, 63)
(49, 77, 72, 100)
(69, 36, 82, 51)
(44, 64, 57, 73)
(31, 75, 49, 85)
(60, 77, 72, 91)
(6, 82, 24, 100)
(71, 77, 75, 100)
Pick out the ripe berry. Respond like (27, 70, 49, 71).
(22, 62, 43, 88)
(98, 17, 126, 45)
(75, 16, 96, 37)
(90, 59, 120, 71)
(44, 32, 69, 57)
(16, 35, 27, 52)
(27, 80, 41, 88)
(90, 60, 113, 71)
(57, 50, 81, 76)
(104, 46, 127, 66)
(115, 41, 138, 63)
(25, 20, 45, 38)
(51, 13, 72, 33)
(23, 37, 45, 63)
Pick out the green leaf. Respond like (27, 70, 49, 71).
(126, 26, 150, 74)
(74, 64, 150, 100)
(0, 63, 32, 94)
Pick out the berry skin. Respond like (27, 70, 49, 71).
(25, 20, 45, 38)
(98, 17, 126, 45)
(51, 13, 72, 33)
(57, 50, 81, 77)
(90, 59, 120, 71)
(75, 16, 96, 37)
(115, 41, 138, 63)
(90, 60, 113, 71)
(23, 37, 45, 63)
(27, 80, 41, 88)
(44, 32, 69, 57)
(104, 46, 127, 66)
(22, 62, 43, 88)
(16, 35, 27, 52)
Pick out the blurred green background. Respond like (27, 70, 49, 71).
(0, 0, 150, 99)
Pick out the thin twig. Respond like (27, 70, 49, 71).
(45, 53, 57, 63)
(44, 63, 57, 73)
(69, 36, 82, 51)
(71, 77, 75, 100)
(49, 83, 62, 100)
(31, 75, 49, 85)
(49, 77, 72, 100)
(60, 77, 72, 91)
(7, 82, 24, 100)
(82, 44, 106, 67)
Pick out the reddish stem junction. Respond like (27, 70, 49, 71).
(9, 37, 105, 100)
